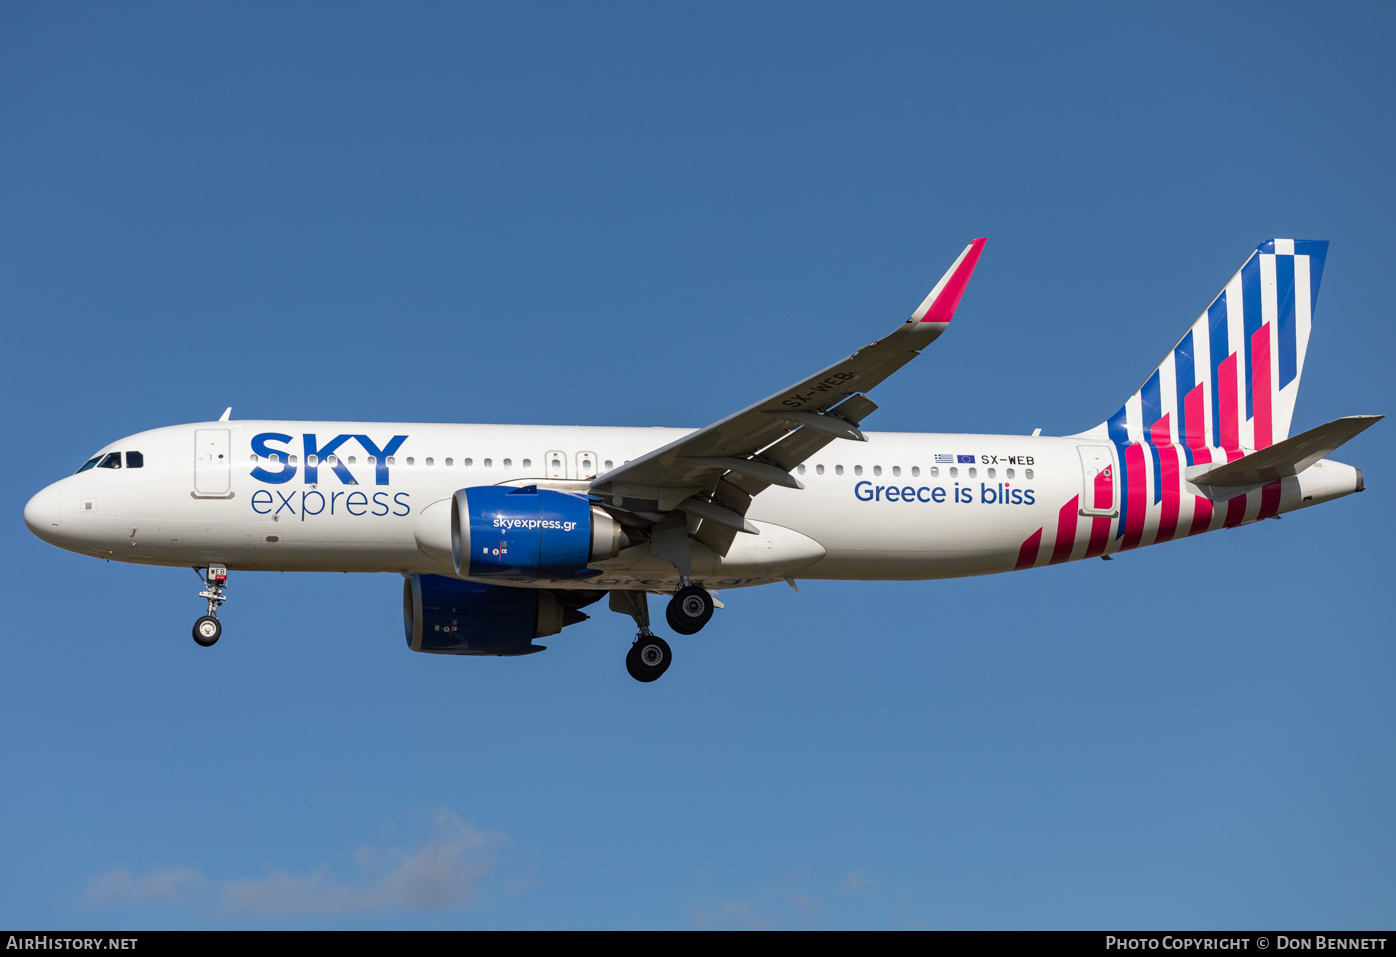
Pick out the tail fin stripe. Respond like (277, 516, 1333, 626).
(1014, 527, 1043, 571)
(1242, 252, 1264, 423)
(1174, 331, 1196, 450)
(1183, 381, 1206, 450)
(1158, 351, 1179, 443)
(1108, 404, 1129, 446)
(1121, 444, 1148, 549)
(1296, 239, 1327, 320)
(1276, 253, 1298, 388)
(1295, 252, 1314, 383)
(1049, 496, 1079, 565)
(1218, 352, 1240, 450)
(1188, 494, 1214, 537)
(1141, 367, 1163, 435)
(1152, 416, 1180, 540)
(1224, 491, 1249, 528)
(1252, 323, 1274, 449)
(1149, 438, 1164, 505)
(1084, 514, 1112, 559)
(1208, 292, 1230, 448)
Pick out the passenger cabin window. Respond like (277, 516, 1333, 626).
(815, 465, 825, 475)
(853, 465, 863, 476)
(873, 465, 882, 476)
(125, 451, 143, 469)
(929, 467, 938, 478)
(891, 466, 900, 477)
(835, 465, 844, 476)
(503, 458, 512, 468)
(98, 452, 122, 469)
(912, 467, 921, 477)
(1025, 469, 1034, 480)
(1006, 468, 1015, 480)
(797, 464, 806, 474)
(523, 458, 532, 469)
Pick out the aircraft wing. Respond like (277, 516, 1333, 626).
(590, 239, 986, 553)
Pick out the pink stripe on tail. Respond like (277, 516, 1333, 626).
(1015, 528, 1043, 571)
(1252, 323, 1273, 450)
(1049, 496, 1080, 565)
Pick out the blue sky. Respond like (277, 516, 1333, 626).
(3, 2, 1393, 929)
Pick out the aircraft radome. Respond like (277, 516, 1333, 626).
(24, 239, 1380, 682)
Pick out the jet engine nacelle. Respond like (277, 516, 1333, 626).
(451, 485, 626, 582)
(403, 573, 565, 656)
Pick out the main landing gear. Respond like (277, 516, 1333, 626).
(611, 581, 718, 682)
(610, 589, 673, 682)
(192, 564, 228, 647)
(626, 634, 672, 683)
(665, 579, 714, 635)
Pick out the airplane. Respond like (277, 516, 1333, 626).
(23, 238, 1381, 682)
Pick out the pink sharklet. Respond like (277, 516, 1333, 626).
(919, 238, 987, 323)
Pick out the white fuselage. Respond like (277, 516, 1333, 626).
(23, 419, 1364, 591)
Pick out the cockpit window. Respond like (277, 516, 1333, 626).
(125, 451, 144, 469)
(97, 452, 122, 470)
(75, 456, 100, 474)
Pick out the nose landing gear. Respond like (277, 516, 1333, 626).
(192, 565, 227, 647)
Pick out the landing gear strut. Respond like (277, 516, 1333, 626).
(610, 590, 673, 682)
(665, 579, 714, 635)
(192, 564, 227, 647)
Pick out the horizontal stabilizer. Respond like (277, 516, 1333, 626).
(1189, 415, 1383, 487)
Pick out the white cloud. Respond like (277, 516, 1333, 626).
(691, 897, 776, 930)
(221, 807, 505, 917)
(83, 865, 205, 906)
(837, 868, 874, 896)
(81, 807, 507, 918)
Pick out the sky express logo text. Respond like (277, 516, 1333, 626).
(249, 433, 408, 486)
(248, 433, 412, 521)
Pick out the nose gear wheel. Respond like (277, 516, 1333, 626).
(191, 565, 228, 648)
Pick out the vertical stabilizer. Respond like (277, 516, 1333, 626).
(1093, 239, 1328, 452)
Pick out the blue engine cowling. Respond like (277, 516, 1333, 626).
(451, 485, 623, 583)
(403, 574, 561, 656)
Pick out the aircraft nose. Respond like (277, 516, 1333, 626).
(24, 483, 62, 543)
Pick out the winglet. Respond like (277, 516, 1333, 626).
(912, 238, 987, 323)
